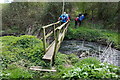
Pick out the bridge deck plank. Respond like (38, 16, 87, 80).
(58, 33, 62, 41)
(42, 41, 55, 60)
(30, 67, 56, 72)
(42, 33, 63, 60)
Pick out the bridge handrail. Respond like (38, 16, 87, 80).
(42, 21, 60, 29)
(42, 21, 61, 53)
(45, 27, 58, 38)
(57, 21, 69, 30)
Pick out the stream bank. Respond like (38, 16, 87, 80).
(59, 40, 120, 66)
(65, 22, 120, 50)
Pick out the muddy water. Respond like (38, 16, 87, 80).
(59, 40, 120, 66)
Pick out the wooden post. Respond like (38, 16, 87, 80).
(53, 24, 56, 40)
(54, 29, 59, 53)
(56, 29, 61, 52)
(42, 28, 46, 54)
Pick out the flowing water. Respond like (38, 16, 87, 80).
(59, 40, 120, 66)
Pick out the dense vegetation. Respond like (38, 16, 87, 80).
(1, 2, 120, 79)
(0, 35, 44, 79)
(2, 2, 72, 35)
(1, 2, 119, 48)
(0, 35, 120, 79)
(1, 2, 120, 35)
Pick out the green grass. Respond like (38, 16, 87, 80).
(65, 21, 120, 49)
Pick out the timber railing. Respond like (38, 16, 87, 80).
(41, 21, 69, 66)
(42, 21, 60, 54)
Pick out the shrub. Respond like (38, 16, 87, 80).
(1, 64, 32, 79)
(0, 35, 45, 79)
(75, 57, 101, 66)
(54, 52, 68, 66)
(67, 53, 79, 65)
(1, 35, 45, 67)
(63, 58, 120, 79)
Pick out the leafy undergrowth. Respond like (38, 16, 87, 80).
(63, 57, 120, 79)
(1, 64, 32, 79)
(0, 35, 120, 79)
(0, 35, 46, 79)
(41, 53, 120, 79)
(65, 21, 120, 49)
(63, 63, 120, 79)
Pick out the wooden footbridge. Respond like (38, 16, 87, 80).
(30, 21, 69, 71)
(42, 21, 69, 65)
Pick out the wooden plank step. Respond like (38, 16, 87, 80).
(30, 66, 56, 72)
(42, 41, 55, 60)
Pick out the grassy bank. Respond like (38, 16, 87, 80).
(0, 35, 45, 79)
(0, 35, 120, 79)
(65, 21, 120, 49)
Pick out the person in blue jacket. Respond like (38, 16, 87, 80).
(75, 14, 85, 27)
(79, 14, 85, 21)
(58, 12, 68, 24)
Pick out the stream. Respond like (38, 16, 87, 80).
(59, 40, 120, 66)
